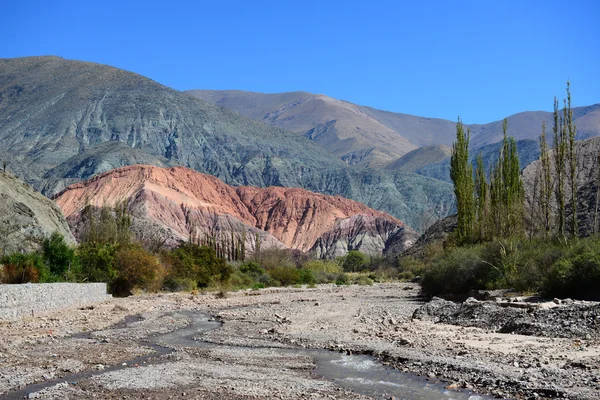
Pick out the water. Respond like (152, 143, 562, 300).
(2, 312, 493, 399)
(154, 312, 490, 400)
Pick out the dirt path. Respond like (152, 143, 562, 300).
(0, 283, 598, 399)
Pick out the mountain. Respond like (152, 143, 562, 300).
(0, 56, 455, 229)
(53, 165, 418, 257)
(188, 90, 600, 163)
(186, 90, 417, 168)
(385, 145, 451, 172)
(0, 171, 75, 255)
(415, 139, 541, 183)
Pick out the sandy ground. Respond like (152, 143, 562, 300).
(0, 283, 598, 399)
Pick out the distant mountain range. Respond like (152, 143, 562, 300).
(187, 90, 600, 170)
(0, 56, 454, 230)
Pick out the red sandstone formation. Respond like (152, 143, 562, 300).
(54, 165, 416, 255)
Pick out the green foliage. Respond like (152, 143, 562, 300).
(163, 276, 198, 292)
(335, 272, 349, 286)
(78, 242, 118, 284)
(165, 243, 230, 288)
(340, 250, 369, 272)
(239, 261, 265, 278)
(0, 253, 46, 283)
(112, 244, 163, 296)
(268, 266, 300, 286)
(354, 275, 374, 286)
(543, 239, 600, 300)
(250, 248, 294, 270)
(450, 118, 475, 242)
(42, 232, 76, 280)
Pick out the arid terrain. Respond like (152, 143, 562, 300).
(0, 283, 598, 400)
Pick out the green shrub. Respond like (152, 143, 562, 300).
(78, 242, 118, 284)
(163, 276, 198, 292)
(112, 244, 164, 296)
(421, 244, 501, 295)
(335, 272, 349, 285)
(166, 243, 230, 288)
(239, 261, 265, 278)
(0, 253, 46, 283)
(42, 232, 76, 280)
(543, 240, 600, 300)
(268, 266, 300, 286)
(354, 275, 374, 285)
(297, 268, 316, 285)
(303, 260, 342, 274)
(340, 250, 369, 272)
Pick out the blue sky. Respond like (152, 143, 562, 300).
(2, 0, 598, 123)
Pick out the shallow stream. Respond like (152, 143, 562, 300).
(3, 311, 493, 399)
(156, 312, 490, 400)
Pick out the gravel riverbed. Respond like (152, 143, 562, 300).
(0, 283, 598, 399)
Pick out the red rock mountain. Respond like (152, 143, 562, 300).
(54, 165, 417, 256)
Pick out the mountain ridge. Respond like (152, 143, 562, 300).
(54, 164, 418, 257)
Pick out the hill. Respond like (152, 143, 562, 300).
(385, 145, 451, 172)
(0, 171, 75, 255)
(54, 165, 418, 257)
(186, 90, 417, 168)
(0, 56, 455, 229)
(188, 90, 600, 162)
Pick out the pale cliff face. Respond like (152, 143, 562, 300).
(54, 165, 417, 256)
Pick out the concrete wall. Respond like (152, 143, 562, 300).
(0, 283, 111, 321)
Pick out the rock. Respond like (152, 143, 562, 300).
(464, 297, 478, 304)
(553, 298, 561, 305)
(55, 165, 413, 257)
(0, 172, 76, 254)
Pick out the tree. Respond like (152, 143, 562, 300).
(341, 250, 368, 272)
(566, 81, 578, 237)
(553, 96, 567, 239)
(42, 232, 76, 280)
(474, 153, 488, 241)
(450, 118, 474, 243)
(538, 121, 552, 236)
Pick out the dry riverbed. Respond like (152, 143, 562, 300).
(0, 283, 598, 399)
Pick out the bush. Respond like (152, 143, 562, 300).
(112, 244, 163, 296)
(421, 244, 501, 296)
(340, 250, 369, 272)
(396, 256, 426, 280)
(297, 268, 316, 285)
(335, 272, 349, 285)
(166, 243, 230, 288)
(543, 240, 600, 300)
(0, 253, 45, 283)
(163, 276, 198, 292)
(239, 261, 265, 278)
(354, 275, 374, 285)
(250, 248, 294, 270)
(42, 232, 76, 280)
(268, 266, 300, 286)
(78, 242, 118, 284)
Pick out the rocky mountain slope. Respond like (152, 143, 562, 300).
(385, 145, 451, 172)
(186, 90, 417, 168)
(188, 90, 600, 161)
(54, 165, 418, 257)
(0, 171, 75, 255)
(0, 56, 454, 229)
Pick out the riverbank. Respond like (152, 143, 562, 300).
(0, 283, 598, 399)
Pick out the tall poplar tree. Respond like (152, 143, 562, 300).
(566, 81, 578, 236)
(450, 118, 474, 243)
(538, 121, 552, 236)
(474, 153, 488, 241)
(553, 97, 567, 239)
